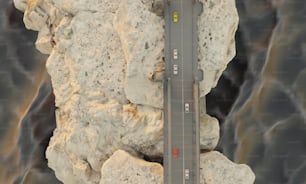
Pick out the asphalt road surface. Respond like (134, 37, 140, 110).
(163, 0, 203, 184)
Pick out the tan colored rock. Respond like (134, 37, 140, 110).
(13, 0, 28, 12)
(15, 0, 242, 183)
(44, 2, 165, 182)
(198, 0, 239, 96)
(113, 0, 164, 108)
(200, 151, 255, 184)
(200, 114, 220, 150)
(100, 150, 163, 184)
(100, 150, 255, 184)
(35, 25, 52, 54)
(23, 0, 51, 31)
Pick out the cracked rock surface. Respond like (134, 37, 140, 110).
(100, 150, 163, 184)
(200, 151, 255, 184)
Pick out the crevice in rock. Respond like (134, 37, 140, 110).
(142, 153, 164, 165)
(140, 0, 164, 17)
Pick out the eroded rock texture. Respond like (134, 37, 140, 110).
(200, 151, 255, 184)
(198, 0, 238, 96)
(200, 114, 220, 150)
(101, 150, 256, 184)
(100, 150, 163, 184)
(13, 0, 254, 183)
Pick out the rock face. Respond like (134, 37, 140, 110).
(200, 114, 220, 150)
(200, 151, 255, 184)
(113, 0, 164, 108)
(100, 150, 255, 184)
(100, 150, 163, 184)
(13, 0, 253, 183)
(198, 0, 238, 96)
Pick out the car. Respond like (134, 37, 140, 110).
(185, 169, 190, 180)
(185, 103, 190, 113)
(173, 147, 179, 158)
(173, 11, 179, 23)
(173, 49, 178, 60)
(173, 64, 178, 75)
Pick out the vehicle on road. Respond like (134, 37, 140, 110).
(185, 103, 190, 113)
(173, 11, 179, 23)
(173, 147, 179, 158)
(185, 169, 190, 180)
(173, 49, 178, 60)
(173, 64, 178, 75)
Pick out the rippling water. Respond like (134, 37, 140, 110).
(0, 1, 61, 183)
(1, 0, 306, 183)
(214, 0, 306, 184)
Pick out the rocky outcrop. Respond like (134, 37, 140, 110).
(101, 150, 256, 184)
(113, 0, 164, 108)
(100, 150, 163, 184)
(198, 0, 238, 96)
(200, 151, 255, 184)
(200, 114, 219, 150)
(13, 0, 254, 183)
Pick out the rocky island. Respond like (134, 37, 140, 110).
(13, 0, 255, 183)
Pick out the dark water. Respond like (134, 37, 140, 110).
(208, 0, 306, 184)
(1, 0, 306, 183)
(0, 1, 61, 183)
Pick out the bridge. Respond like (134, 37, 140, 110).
(163, 0, 203, 183)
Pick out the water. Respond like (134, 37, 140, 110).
(0, 1, 61, 183)
(215, 0, 306, 183)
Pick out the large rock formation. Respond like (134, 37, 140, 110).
(100, 150, 256, 184)
(198, 0, 238, 96)
(100, 150, 163, 184)
(14, 0, 254, 183)
(200, 151, 255, 184)
(200, 114, 219, 150)
(113, 0, 164, 108)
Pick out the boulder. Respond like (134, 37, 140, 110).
(113, 0, 164, 108)
(198, 0, 239, 96)
(200, 114, 220, 150)
(200, 151, 255, 184)
(100, 150, 163, 184)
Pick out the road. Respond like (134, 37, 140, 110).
(163, 0, 203, 184)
